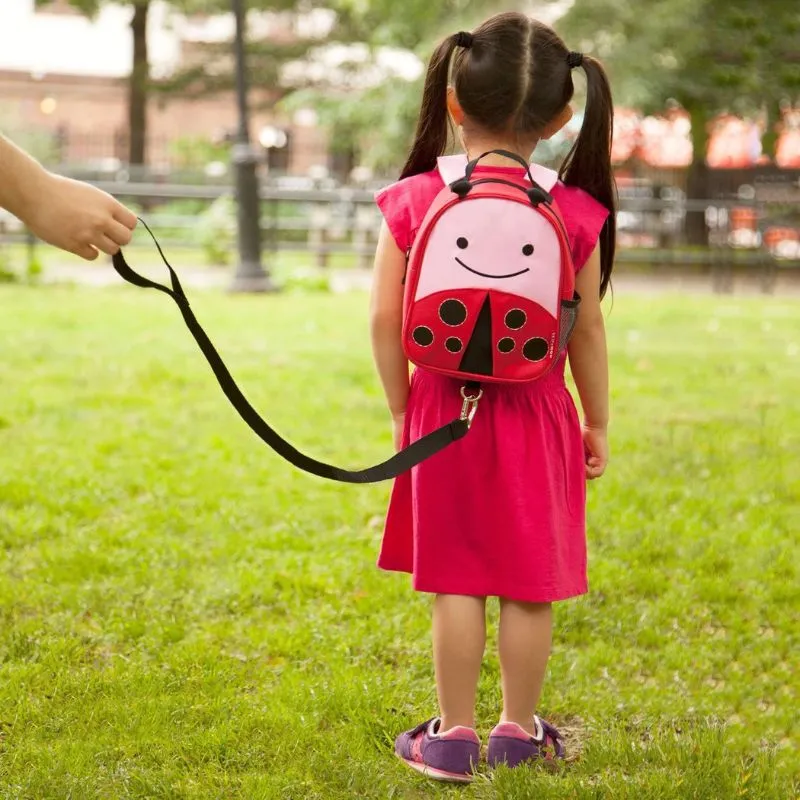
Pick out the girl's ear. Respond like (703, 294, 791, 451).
(541, 104, 574, 140)
(446, 87, 465, 126)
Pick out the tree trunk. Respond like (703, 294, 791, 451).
(128, 1, 150, 167)
(685, 103, 710, 247)
(760, 98, 781, 163)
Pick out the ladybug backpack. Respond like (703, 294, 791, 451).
(112, 150, 580, 484)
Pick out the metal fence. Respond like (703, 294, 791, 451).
(2, 128, 357, 185)
(1, 176, 798, 292)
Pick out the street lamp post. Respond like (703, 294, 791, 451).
(229, 0, 275, 292)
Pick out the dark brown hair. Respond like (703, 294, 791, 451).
(400, 11, 616, 297)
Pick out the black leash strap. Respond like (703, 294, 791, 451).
(111, 221, 472, 483)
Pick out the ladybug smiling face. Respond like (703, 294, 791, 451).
(414, 198, 562, 315)
(406, 198, 566, 382)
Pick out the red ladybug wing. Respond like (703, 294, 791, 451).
(404, 289, 487, 372)
(490, 292, 559, 381)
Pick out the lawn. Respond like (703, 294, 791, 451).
(0, 283, 797, 799)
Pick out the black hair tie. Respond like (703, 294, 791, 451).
(454, 31, 474, 49)
(567, 51, 584, 69)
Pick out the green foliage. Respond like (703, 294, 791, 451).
(277, 265, 331, 292)
(284, 0, 508, 175)
(0, 243, 44, 285)
(557, 0, 800, 146)
(152, 0, 344, 99)
(196, 195, 236, 266)
(0, 287, 798, 797)
(168, 136, 231, 169)
(158, 36, 324, 100)
(37, 0, 517, 174)
(283, 79, 425, 175)
(0, 248, 16, 284)
(25, 250, 44, 284)
(333, 0, 505, 50)
(35, 0, 101, 14)
(36, 0, 195, 13)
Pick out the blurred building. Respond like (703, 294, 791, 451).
(2, 1, 798, 179)
(0, 0, 329, 174)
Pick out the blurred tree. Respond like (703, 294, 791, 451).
(158, 0, 332, 101)
(157, 0, 508, 177)
(556, 0, 800, 241)
(37, 0, 302, 168)
(44, 0, 510, 176)
(37, 0, 313, 168)
(282, 0, 507, 178)
(37, 0, 152, 166)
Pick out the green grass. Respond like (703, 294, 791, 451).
(0, 285, 797, 799)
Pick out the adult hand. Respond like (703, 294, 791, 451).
(25, 173, 137, 261)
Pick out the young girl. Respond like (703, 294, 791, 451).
(370, 11, 614, 783)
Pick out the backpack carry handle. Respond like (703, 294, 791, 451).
(455, 150, 552, 206)
(110, 220, 476, 484)
(464, 149, 535, 182)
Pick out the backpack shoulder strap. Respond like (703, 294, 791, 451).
(436, 155, 559, 192)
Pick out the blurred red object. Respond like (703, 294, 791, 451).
(612, 108, 642, 164)
(775, 106, 800, 168)
(707, 114, 763, 168)
(611, 104, 800, 168)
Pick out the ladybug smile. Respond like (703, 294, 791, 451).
(455, 257, 530, 280)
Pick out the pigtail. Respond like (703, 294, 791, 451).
(399, 35, 460, 180)
(559, 56, 616, 298)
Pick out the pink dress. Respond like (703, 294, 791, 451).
(375, 164, 609, 603)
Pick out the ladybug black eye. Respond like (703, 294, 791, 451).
(522, 244, 534, 256)
(457, 237, 469, 249)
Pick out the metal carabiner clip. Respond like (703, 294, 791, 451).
(460, 385, 483, 428)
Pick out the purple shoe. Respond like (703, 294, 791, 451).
(487, 716, 565, 768)
(395, 717, 480, 783)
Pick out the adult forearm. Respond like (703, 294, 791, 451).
(0, 135, 49, 223)
(0, 134, 137, 260)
